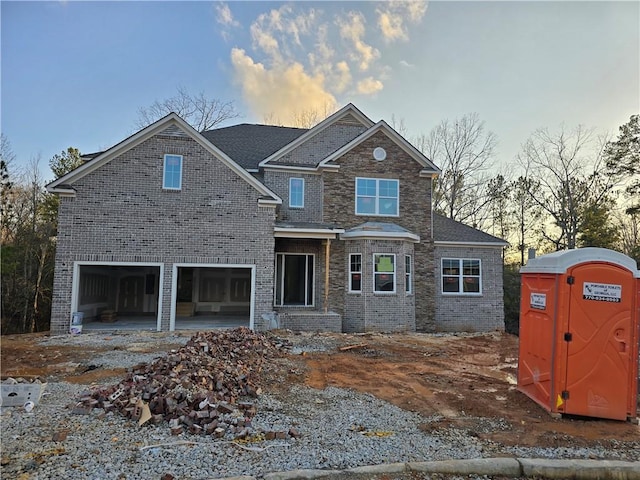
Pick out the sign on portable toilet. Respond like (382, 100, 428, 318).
(518, 247, 639, 422)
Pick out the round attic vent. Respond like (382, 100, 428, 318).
(373, 147, 387, 161)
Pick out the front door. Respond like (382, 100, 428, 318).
(563, 263, 635, 420)
(118, 276, 145, 313)
(275, 253, 314, 306)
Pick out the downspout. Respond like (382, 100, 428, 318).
(324, 239, 331, 313)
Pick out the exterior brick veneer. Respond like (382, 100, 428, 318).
(50, 133, 276, 335)
(434, 245, 505, 332)
(50, 108, 506, 336)
(322, 131, 435, 332)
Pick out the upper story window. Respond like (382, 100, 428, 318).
(289, 177, 304, 208)
(163, 154, 183, 190)
(374, 253, 395, 293)
(355, 178, 399, 216)
(349, 253, 362, 293)
(442, 258, 481, 295)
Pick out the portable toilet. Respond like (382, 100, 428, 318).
(518, 247, 639, 421)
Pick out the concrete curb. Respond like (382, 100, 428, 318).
(212, 458, 640, 480)
(407, 457, 522, 476)
(519, 458, 640, 480)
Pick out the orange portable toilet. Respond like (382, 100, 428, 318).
(518, 247, 639, 421)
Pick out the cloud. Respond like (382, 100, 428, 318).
(377, 1, 428, 43)
(231, 48, 337, 125)
(357, 77, 384, 95)
(378, 11, 407, 42)
(215, 3, 239, 27)
(228, 4, 427, 125)
(399, 60, 415, 68)
(337, 12, 380, 71)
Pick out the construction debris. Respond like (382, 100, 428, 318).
(76, 328, 292, 440)
(338, 343, 368, 352)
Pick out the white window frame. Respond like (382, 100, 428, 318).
(289, 177, 305, 208)
(274, 253, 315, 307)
(349, 253, 362, 293)
(373, 253, 396, 294)
(163, 154, 183, 190)
(355, 177, 399, 217)
(405, 255, 412, 294)
(441, 258, 482, 295)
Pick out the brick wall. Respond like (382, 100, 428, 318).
(322, 130, 435, 332)
(273, 120, 366, 167)
(264, 171, 323, 222)
(342, 239, 416, 332)
(50, 132, 277, 334)
(434, 245, 505, 332)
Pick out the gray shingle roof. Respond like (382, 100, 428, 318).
(433, 214, 508, 245)
(345, 222, 415, 235)
(275, 221, 343, 230)
(202, 124, 307, 170)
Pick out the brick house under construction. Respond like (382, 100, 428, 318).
(47, 104, 507, 335)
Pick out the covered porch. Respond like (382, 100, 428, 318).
(273, 221, 344, 332)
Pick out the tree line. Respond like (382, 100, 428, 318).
(416, 113, 639, 333)
(1, 91, 638, 334)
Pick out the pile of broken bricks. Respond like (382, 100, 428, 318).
(75, 327, 299, 440)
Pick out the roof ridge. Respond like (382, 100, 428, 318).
(205, 123, 308, 133)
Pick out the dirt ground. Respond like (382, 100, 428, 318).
(1, 331, 638, 453)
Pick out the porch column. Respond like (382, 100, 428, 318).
(324, 239, 331, 313)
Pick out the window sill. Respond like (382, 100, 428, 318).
(355, 213, 400, 218)
(441, 292, 483, 297)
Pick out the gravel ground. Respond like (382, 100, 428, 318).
(0, 331, 636, 480)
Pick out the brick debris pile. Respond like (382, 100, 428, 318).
(77, 327, 293, 438)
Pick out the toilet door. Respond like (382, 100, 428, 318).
(563, 263, 634, 420)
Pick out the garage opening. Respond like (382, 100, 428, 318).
(76, 264, 161, 331)
(174, 266, 252, 329)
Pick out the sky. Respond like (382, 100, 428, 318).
(2, 1, 639, 182)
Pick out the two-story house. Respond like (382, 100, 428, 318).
(47, 104, 507, 335)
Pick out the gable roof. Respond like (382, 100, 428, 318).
(433, 214, 508, 246)
(46, 113, 282, 205)
(259, 103, 375, 168)
(202, 124, 307, 171)
(319, 120, 440, 174)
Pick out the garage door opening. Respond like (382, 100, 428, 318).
(75, 264, 161, 331)
(173, 266, 252, 330)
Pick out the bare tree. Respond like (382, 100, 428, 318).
(510, 175, 543, 265)
(390, 114, 409, 137)
(136, 87, 239, 132)
(417, 113, 497, 225)
(1, 134, 15, 242)
(262, 102, 337, 128)
(518, 125, 613, 250)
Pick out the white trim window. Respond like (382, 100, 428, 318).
(355, 177, 399, 216)
(349, 254, 362, 293)
(374, 254, 395, 293)
(405, 255, 412, 294)
(163, 154, 183, 190)
(275, 253, 314, 306)
(289, 177, 304, 208)
(441, 258, 481, 294)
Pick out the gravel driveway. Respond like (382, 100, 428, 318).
(1, 330, 638, 480)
